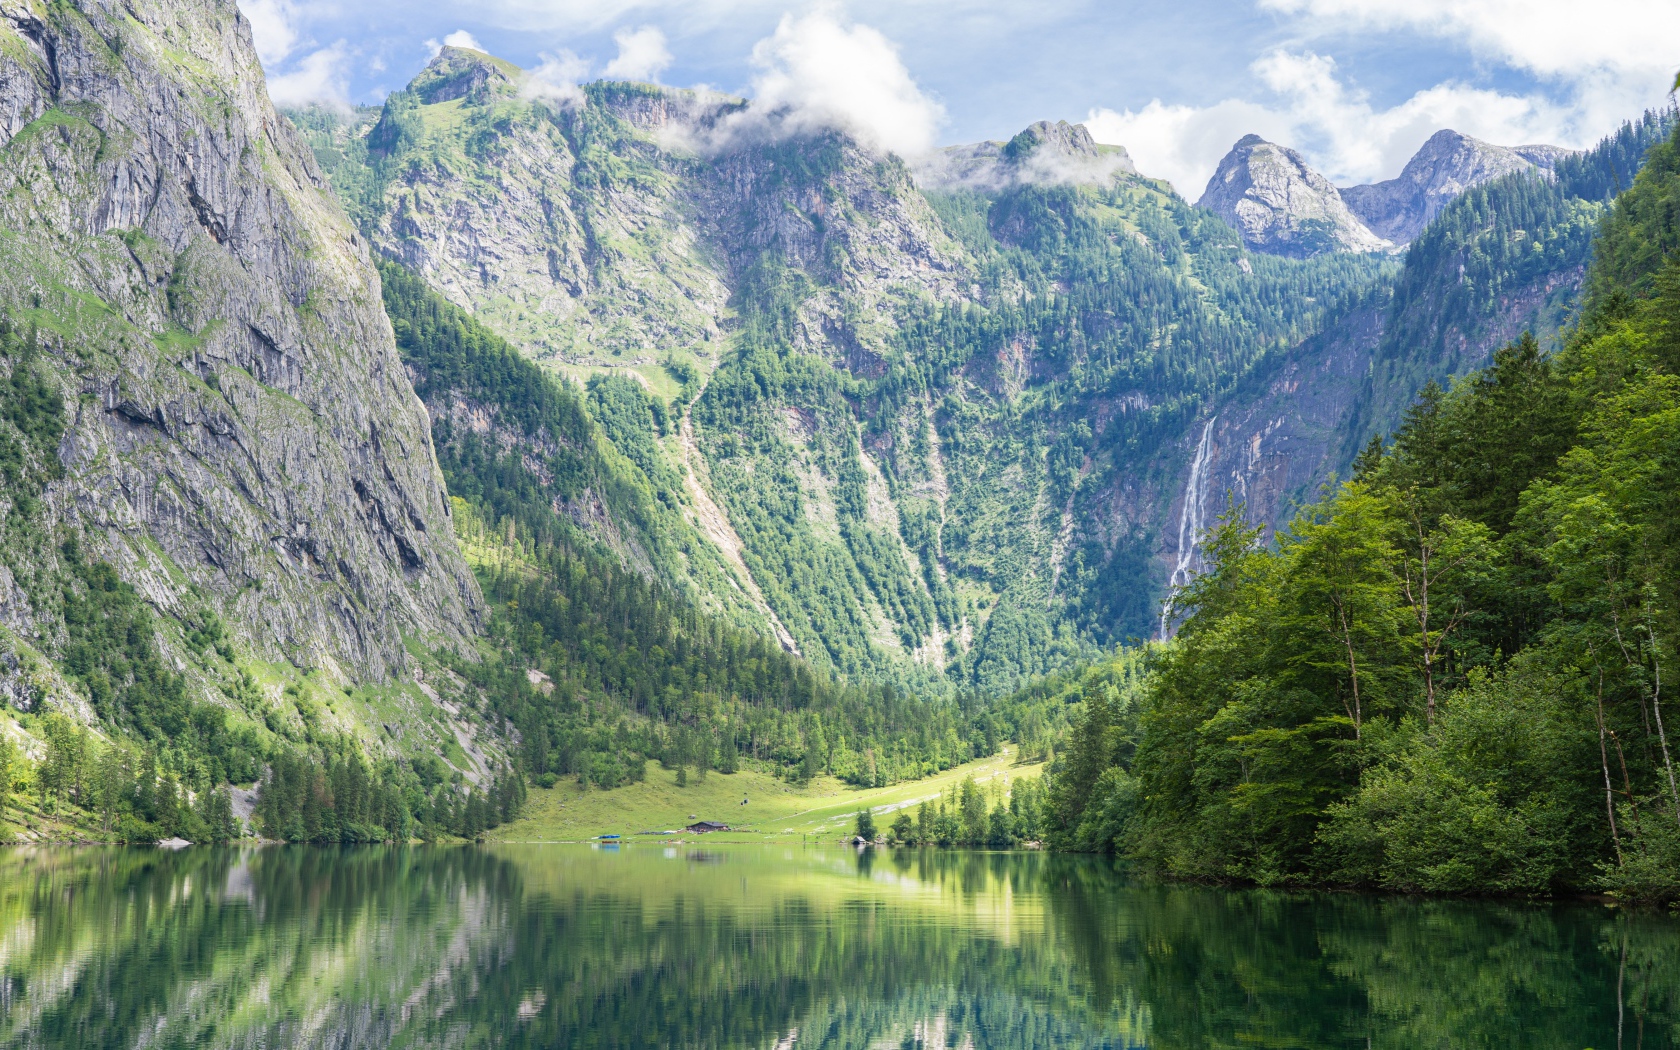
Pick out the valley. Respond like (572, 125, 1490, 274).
(0, 0, 1678, 1043)
(492, 748, 1040, 843)
(0, 0, 1671, 893)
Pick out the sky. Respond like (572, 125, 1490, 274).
(245, 0, 1680, 198)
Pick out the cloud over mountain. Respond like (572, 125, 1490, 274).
(1086, 48, 1584, 198)
(603, 25, 673, 82)
(731, 12, 945, 158)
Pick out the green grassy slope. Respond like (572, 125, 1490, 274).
(493, 750, 1042, 842)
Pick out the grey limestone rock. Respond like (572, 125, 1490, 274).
(1340, 129, 1571, 245)
(1197, 134, 1392, 257)
(409, 45, 520, 105)
(0, 0, 481, 684)
(369, 60, 969, 371)
(915, 120, 1137, 191)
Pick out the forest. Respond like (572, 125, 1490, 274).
(693, 159, 1394, 685)
(5, 89, 1675, 870)
(1040, 119, 1680, 901)
(380, 257, 1070, 788)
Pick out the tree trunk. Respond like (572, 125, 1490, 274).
(1336, 598, 1362, 739)
(1646, 631, 1680, 825)
(1596, 671, 1624, 866)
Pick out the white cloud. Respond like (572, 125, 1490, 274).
(714, 12, 944, 158)
(1261, 0, 1680, 160)
(1088, 48, 1590, 198)
(425, 29, 485, 57)
(603, 25, 673, 82)
(1086, 99, 1287, 200)
(265, 41, 353, 109)
(521, 50, 591, 106)
(240, 0, 300, 65)
(1260, 0, 1680, 82)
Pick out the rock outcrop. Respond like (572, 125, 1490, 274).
(1340, 129, 1572, 244)
(0, 0, 481, 682)
(410, 45, 520, 104)
(916, 120, 1137, 191)
(1197, 135, 1392, 257)
(369, 55, 970, 372)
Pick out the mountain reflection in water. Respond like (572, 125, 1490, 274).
(0, 845, 1674, 1048)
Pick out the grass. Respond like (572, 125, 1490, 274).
(491, 748, 1043, 843)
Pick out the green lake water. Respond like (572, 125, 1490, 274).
(0, 844, 1674, 1048)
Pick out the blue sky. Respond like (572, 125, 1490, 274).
(246, 0, 1680, 197)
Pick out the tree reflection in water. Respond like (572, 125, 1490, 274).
(0, 845, 1672, 1048)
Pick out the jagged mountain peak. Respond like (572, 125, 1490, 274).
(916, 119, 1135, 191)
(1004, 119, 1101, 161)
(1197, 135, 1392, 258)
(409, 45, 522, 104)
(1340, 129, 1573, 244)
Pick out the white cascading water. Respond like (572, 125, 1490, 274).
(1160, 417, 1216, 639)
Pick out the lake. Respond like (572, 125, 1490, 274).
(0, 844, 1673, 1048)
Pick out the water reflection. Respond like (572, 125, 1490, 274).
(0, 845, 1673, 1048)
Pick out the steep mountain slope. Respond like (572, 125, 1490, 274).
(1196, 135, 1392, 257)
(378, 260, 1002, 786)
(0, 0, 1029, 848)
(298, 53, 1392, 688)
(0, 0, 564, 844)
(1341, 129, 1570, 244)
(1154, 110, 1674, 592)
(1079, 116, 1680, 900)
(0, 1, 483, 688)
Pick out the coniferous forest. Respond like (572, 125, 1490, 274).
(1040, 120, 1680, 902)
(380, 258, 1049, 788)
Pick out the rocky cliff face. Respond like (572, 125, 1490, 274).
(309, 54, 1401, 684)
(324, 53, 994, 676)
(302, 44, 1646, 681)
(369, 51, 969, 371)
(1157, 258, 1586, 607)
(1340, 129, 1571, 244)
(0, 0, 480, 689)
(1157, 118, 1654, 605)
(1197, 135, 1392, 257)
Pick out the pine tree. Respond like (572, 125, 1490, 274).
(855, 808, 876, 842)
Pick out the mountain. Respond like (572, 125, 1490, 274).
(296, 48, 1393, 689)
(1059, 114, 1680, 900)
(0, 3, 1019, 846)
(377, 259, 1000, 788)
(1340, 129, 1571, 244)
(0, 2, 486, 688)
(914, 120, 1138, 191)
(0, 0, 1666, 848)
(1196, 134, 1392, 257)
(1155, 109, 1674, 594)
(0, 0, 574, 845)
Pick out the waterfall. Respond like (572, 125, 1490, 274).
(1160, 417, 1216, 639)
